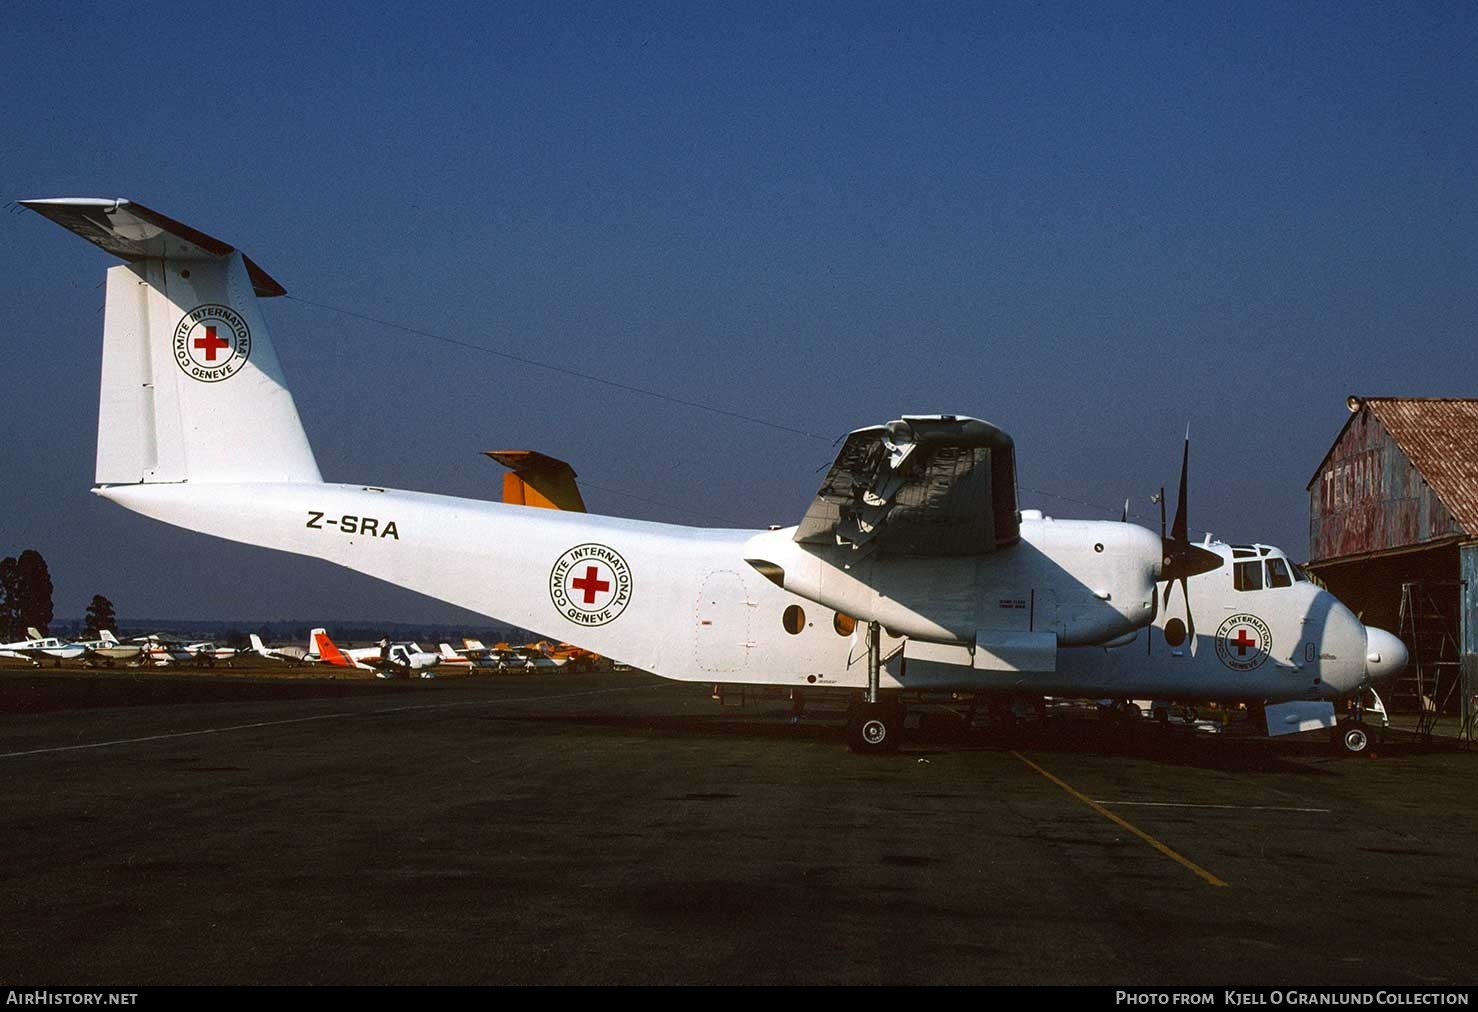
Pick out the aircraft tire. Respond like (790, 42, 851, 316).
(846, 703, 905, 754)
(1334, 721, 1372, 756)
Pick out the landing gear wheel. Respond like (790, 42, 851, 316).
(1333, 721, 1372, 756)
(846, 702, 905, 754)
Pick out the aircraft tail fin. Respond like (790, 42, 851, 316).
(464, 638, 487, 651)
(249, 633, 269, 656)
(26, 627, 41, 641)
(100, 629, 118, 645)
(22, 198, 321, 485)
(485, 451, 586, 512)
(311, 628, 353, 667)
(438, 643, 460, 660)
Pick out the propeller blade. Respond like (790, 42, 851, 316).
(1155, 430, 1215, 645)
(1170, 432, 1189, 544)
(1158, 432, 1221, 583)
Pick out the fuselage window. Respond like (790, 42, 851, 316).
(1266, 558, 1292, 588)
(1234, 560, 1263, 592)
(783, 605, 806, 634)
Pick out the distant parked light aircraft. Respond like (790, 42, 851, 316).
(311, 630, 440, 679)
(79, 629, 144, 666)
(0, 628, 88, 666)
(249, 633, 315, 665)
(185, 641, 243, 665)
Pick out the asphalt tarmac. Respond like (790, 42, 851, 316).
(0, 666, 1472, 985)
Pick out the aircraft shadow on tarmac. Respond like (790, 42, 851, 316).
(476, 707, 1462, 774)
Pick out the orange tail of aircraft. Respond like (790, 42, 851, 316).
(486, 451, 586, 512)
(311, 628, 353, 667)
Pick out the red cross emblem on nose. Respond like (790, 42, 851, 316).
(570, 565, 610, 605)
(1231, 628, 1258, 656)
(194, 325, 231, 361)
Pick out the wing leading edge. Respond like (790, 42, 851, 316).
(795, 415, 1018, 556)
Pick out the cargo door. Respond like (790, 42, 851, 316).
(695, 571, 752, 673)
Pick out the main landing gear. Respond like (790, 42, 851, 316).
(846, 701, 907, 753)
(845, 620, 907, 754)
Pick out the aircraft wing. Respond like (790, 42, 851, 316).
(85, 644, 143, 662)
(794, 415, 1019, 556)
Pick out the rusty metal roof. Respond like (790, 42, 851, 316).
(1330, 397, 1478, 538)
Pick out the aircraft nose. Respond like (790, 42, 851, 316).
(1364, 626, 1408, 685)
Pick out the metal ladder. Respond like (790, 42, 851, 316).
(1396, 581, 1463, 738)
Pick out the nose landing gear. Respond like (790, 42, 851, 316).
(1332, 719, 1373, 756)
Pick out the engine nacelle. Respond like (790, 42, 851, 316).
(744, 517, 1161, 651)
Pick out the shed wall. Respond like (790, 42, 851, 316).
(1308, 408, 1463, 563)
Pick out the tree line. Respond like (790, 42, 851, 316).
(0, 548, 116, 641)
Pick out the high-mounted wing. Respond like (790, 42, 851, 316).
(795, 415, 1019, 556)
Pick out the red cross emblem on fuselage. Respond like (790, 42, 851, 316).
(570, 565, 610, 605)
(194, 325, 231, 361)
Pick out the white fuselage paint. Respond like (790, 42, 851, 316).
(98, 482, 1374, 702)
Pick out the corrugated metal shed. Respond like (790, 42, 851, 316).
(1308, 397, 1478, 563)
(1307, 397, 1478, 733)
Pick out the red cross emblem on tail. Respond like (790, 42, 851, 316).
(172, 304, 252, 383)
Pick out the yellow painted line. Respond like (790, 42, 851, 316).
(1011, 750, 1229, 888)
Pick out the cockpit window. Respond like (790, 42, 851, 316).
(1266, 558, 1292, 588)
(1231, 545, 1257, 558)
(1291, 564, 1310, 583)
(1234, 560, 1263, 591)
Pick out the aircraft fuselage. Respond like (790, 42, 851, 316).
(97, 481, 1387, 704)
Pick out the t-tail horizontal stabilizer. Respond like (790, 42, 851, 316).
(22, 197, 320, 486)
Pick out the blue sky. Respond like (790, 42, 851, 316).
(1, 2, 1474, 623)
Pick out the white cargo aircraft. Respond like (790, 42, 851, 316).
(24, 198, 1406, 752)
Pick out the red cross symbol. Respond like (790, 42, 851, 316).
(1231, 627, 1258, 656)
(570, 565, 610, 605)
(194, 325, 231, 361)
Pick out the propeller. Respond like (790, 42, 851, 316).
(1158, 432, 1222, 643)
